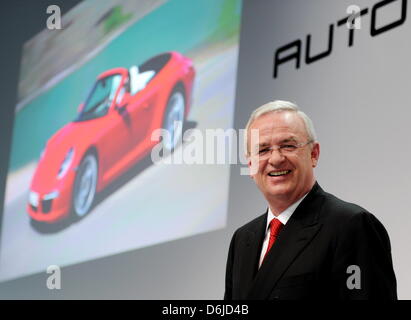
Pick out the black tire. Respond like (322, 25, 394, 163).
(71, 152, 98, 219)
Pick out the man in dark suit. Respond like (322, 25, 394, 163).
(224, 100, 397, 300)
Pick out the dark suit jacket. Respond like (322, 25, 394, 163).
(224, 182, 397, 300)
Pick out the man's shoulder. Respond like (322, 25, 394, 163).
(321, 189, 368, 217)
(234, 212, 266, 235)
(319, 188, 384, 232)
(320, 188, 392, 254)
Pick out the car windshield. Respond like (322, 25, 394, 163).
(75, 74, 122, 121)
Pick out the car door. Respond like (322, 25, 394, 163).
(97, 76, 135, 181)
(126, 82, 158, 151)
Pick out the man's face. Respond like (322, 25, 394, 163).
(247, 111, 320, 207)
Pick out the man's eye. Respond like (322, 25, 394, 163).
(281, 144, 297, 151)
(259, 148, 269, 154)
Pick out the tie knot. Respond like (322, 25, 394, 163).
(269, 218, 283, 237)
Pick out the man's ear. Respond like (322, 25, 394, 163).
(247, 156, 259, 180)
(311, 142, 320, 168)
(246, 155, 255, 179)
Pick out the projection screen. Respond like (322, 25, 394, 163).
(0, 0, 242, 284)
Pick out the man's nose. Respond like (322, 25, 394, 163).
(268, 148, 286, 166)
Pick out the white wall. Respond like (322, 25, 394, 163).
(234, 0, 411, 299)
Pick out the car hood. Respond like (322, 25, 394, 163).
(47, 121, 91, 151)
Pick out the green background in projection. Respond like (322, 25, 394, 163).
(9, 0, 241, 172)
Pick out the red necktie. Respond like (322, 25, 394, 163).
(263, 218, 283, 262)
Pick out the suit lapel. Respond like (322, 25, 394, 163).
(238, 213, 266, 299)
(246, 182, 325, 299)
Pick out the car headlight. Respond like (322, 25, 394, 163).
(57, 147, 75, 179)
(29, 191, 39, 207)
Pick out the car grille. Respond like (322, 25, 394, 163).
(41, 199, 53, 214)
(29, 191, 56, 214)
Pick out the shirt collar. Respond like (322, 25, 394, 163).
(266, 193, 308, 230)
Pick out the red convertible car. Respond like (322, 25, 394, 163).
(28, 52, 195, 223)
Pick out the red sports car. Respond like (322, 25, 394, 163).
(28, 52, 195, 223)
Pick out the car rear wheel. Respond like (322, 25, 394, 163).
(72, 153, 98, 218)
(162, 86, 186, 152)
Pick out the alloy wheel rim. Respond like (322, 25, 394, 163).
(74, 155, 97, 216)
(164, 92, 184, 151)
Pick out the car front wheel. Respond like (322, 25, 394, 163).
(162, 86, 186, 152)
(72, 152, 98, 218)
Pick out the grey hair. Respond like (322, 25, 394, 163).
(245, 100, 317, 155)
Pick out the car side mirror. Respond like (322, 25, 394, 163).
(77, 103, 84, 113)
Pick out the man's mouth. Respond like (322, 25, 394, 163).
(268, 170, 291, 177)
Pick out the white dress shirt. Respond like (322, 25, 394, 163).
(258, 194, 308, 268)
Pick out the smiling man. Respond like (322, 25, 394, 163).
(224, 100, 397, 300)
